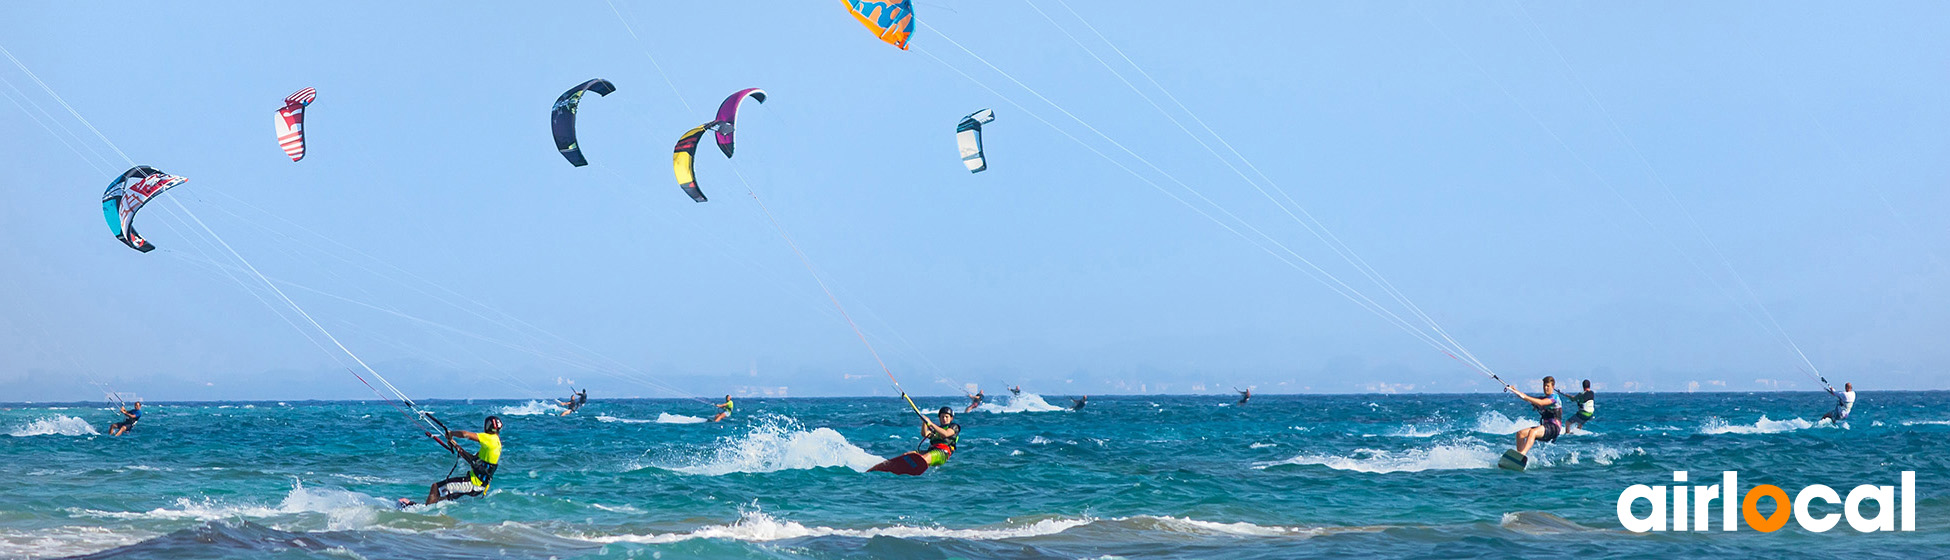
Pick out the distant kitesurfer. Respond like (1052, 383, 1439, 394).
(1556, 380, 1595, 433)
(401, 416, 502, 507)
(711, 395, 734, 422)
(1071, 395, 1088, 411)
(108, 401, 142, 436)
(1505, 376, 1563, 456)
(1009, 385, 1021, 396)
(1819, 382, 1855, 424)
(919, 407, 961, 467)
(557, 388, 587, 417)
(965, 390, 985, 413)
(1236, 387, 1252, 405)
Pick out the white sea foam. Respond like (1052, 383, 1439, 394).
(590, 503, 646, 514)
(1124, 515, 1322, 537)
(1555, 445, 1644, 466)
(1901, 419, 1950, 426)
(578, 510, 1093, 544)
(976, 393, 1066, 413)
(67, 481, 382, 531)
(0, 526, 150, 560)
(650, 417, 881, 475)
(6, 415, 99, 437)
(1470, 411, 1529, 435)
(1388, 424, 1442, 438)
(1249, 442, 1278, 449)
(655, 413, 708, 424)
(496, 400, 561, 416)
(1700, 415, 1813, 435)
(1254, 443, 1500, 473)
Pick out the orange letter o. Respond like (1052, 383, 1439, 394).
(1742, 484, 1791, 532)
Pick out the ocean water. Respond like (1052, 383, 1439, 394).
(1, 391, 1944, 559)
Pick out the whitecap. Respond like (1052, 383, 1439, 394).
(975, 393, 1066, 413)
(1249, 442, 1278, 449)
(1470, 411, 1530, 435)
(6, 415, 99, 437)
(1121, 515, 1322, 537)
(1387, 424, 1441, 438)
(1700, 415, 1813, 435)
(66, 480, 384, 531)
(0, 526, 150, 560)
(577, 510, 1093, 544)
(646, 417, 881, 475)
(655, 413, 708, 424)
(496, 400, 562, 416)
(1254, 443, 1499, 473)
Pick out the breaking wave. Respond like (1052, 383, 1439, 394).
(1700, 415, 1814, 435)
(976, 392, 1067, 413)
(1254, 442, 1500, 473)
(645, 416, 881, 475)
(6, 415, 99, 437)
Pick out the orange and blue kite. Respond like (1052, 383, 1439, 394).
(841, 0, 915, 50)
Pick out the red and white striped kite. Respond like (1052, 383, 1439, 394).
(274, 87, 316, 161)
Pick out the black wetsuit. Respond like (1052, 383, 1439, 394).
(112, 408, 141, 430)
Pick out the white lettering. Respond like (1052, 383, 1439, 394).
(1846, 484, 1895, 532)
(1673, 472, 1689, 531)
(1722, 471, 1738, 531)
(1795, 485, 1841, 532)
(1903, 471, 1915, 531)
(1618, 484, 1666, 532)
(1694, 484, 1719, 531)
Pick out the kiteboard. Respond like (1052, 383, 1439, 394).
(1497, 449, 1529, 472)
(868, 451, 930, 476)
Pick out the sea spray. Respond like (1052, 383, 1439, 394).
(496, 401, 562, 416)
(7, 415, 99, 437)
(652, 416, 880, 475)
(1254, 442, 1502, 473)
(656, 413, 708, 424)
(577, 508, 1096, 544)
(1470, 411, 1530, 435)
(1699, 415, 1814, 435)
(975, 393, 1066, 413)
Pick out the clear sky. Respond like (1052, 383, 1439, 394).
(2, 1, 1946, 401)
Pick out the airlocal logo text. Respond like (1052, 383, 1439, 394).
(1618, 471, 1914, 533)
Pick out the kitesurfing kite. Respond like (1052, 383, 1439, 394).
(102, 166, 187, 253)
(842, 0, 915, 50)
(551, 78, 617, 167)
(674, 121, 722, 203)
(956, 108, 995, 173)
(676, 88, 769, 202)
(274, 87, 316, 161)
(713, 88, 766, 157)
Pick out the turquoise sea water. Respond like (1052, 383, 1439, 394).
(1, 391, 1944, 559)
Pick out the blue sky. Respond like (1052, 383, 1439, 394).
(2, 1, 1946, 401)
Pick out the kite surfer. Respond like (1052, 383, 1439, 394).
(1556, 380, 1596, 433)
(710, 395, 734, 422)
(1819, 382, 1856, 424)
(108, 401, 142, 436)
(400, 416, 502, 507)
(1009, 385, 1021, 396)
(1505, 377, 1563, 457)
(1070, 395, 1088, 411)
(965, 390, 985, 413)
(1236, 388, 1252, 405)
(869, 405, 962, 475)
(556, 388, 587, 417)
